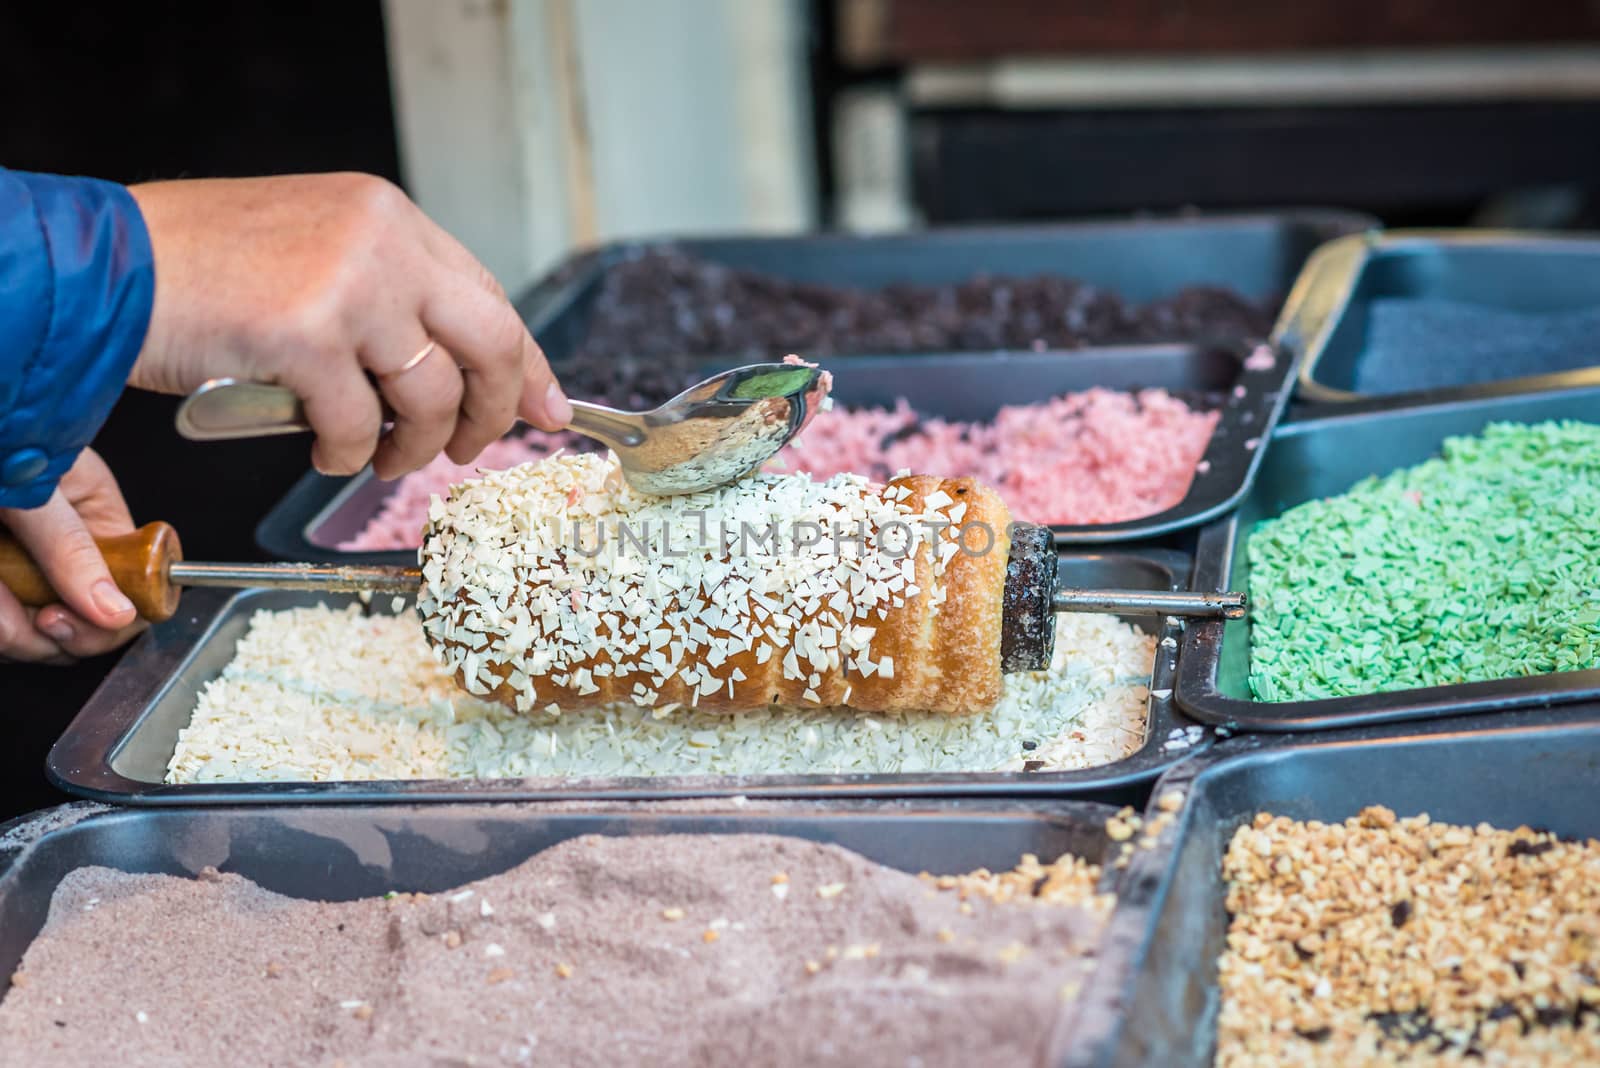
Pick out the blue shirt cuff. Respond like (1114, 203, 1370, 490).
(0, 169, 154, 508)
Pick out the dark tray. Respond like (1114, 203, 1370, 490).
(1289, 229, 1600, 408)
(260, 342, 1288, 560)
(518, 211, 1375, 360)
(1177, 385, 1600, 732)
(0, 797, 1120, 1028)
(48, 552, 1204, 806)
(1070, 706, 1600, 1067)
(257, 210, 1374, 563)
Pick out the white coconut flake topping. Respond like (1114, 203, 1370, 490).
(415, 453, 968, 714)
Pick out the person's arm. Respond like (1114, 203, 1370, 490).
(0, 167, 153, 510)
(1, 169, 571, 663)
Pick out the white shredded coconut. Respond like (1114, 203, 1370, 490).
(165, 604, 1156, 784)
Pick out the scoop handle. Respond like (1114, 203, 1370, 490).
(0, 521, 183, 623)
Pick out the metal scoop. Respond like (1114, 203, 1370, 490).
(175, 362, 831, 496)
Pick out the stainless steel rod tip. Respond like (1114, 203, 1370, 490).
(1051, 588, 1247, 619)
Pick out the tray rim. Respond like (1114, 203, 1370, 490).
(0, 795, 1129, 881)
(1292, 227, 1600, 407)
(46, 550, 1206, 806)
(533, 208, 1380, 277)
(1174, 386, 1600, 731)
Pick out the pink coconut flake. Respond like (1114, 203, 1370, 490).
(1242, 344, 1276, 371)
(772, 388, 1218, 526)
(337, 386, 1220, 550)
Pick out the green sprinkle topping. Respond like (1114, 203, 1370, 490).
(1246, 420, 1600, 701)
(729, 368, 812, 400)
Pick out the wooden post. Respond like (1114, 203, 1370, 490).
(383, 0, 816, 294)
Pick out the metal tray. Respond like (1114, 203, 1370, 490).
(1070, 706, 1600, 1067)
(48, 551, 1204, 806)
(261, 342, 1288, 561)
(1177, 385, 1600, 732)
(516, 211, 1374, 347)
(257, 210, 1375, 563)
(1288, 229, 1600, 408)
(0, 797, 1120, 1042)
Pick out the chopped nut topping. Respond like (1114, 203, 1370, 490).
(770, 872, 789, 885)
(804, 960, 822, 975)
(1218, 806, 1600, 1065)
(443, 930, 462, 950)
(816, 883, 846, 900)
(920, 852, 1108, 910)
(554, 962, 573, 980)
(702, 929, 719, 944)
(485, 967, 514, 985)
(996, 942, 1028, 964)
(660, 907, 685, 921)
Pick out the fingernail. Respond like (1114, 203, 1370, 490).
(545, 382, 573, 427)
(92, 580, 135, 620)
(39, 614, 73, 644)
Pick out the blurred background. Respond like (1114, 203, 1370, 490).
(8, 0, 1600, 291)
(4, 0, 1600, 806)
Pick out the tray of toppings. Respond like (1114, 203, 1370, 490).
(48, 542, 1202, 805)
(0, 797, 1149, 1067)
(264, 340, 1288, 559)
(1073, 707, 1600, 1067)
(1177, 385, 1600, 731)
(1286, 229, 1600, 409)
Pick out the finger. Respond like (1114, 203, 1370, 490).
(421, 268, 571, 442)
(35, 604, 147, 660)
(293, 358, 385, 476)
(62, 448, 136, 533)
(513, 339, 570, 436)
(415, 213, 510, 300)
(368, 337, 466, 480)
(0, 491, 138, 631)
(413, 216, 571, 440)
(0, 586, 67, 662)
(418, 273, 531, 453)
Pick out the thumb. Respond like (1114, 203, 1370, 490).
(0, 491, 139, 631)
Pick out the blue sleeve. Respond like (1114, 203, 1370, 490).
(0, 168, 155, 509)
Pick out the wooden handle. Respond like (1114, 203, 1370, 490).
(0, 521, 184, 623)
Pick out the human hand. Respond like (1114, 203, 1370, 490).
(125, 172, 570, 480)
(0, 449, 145, 662)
